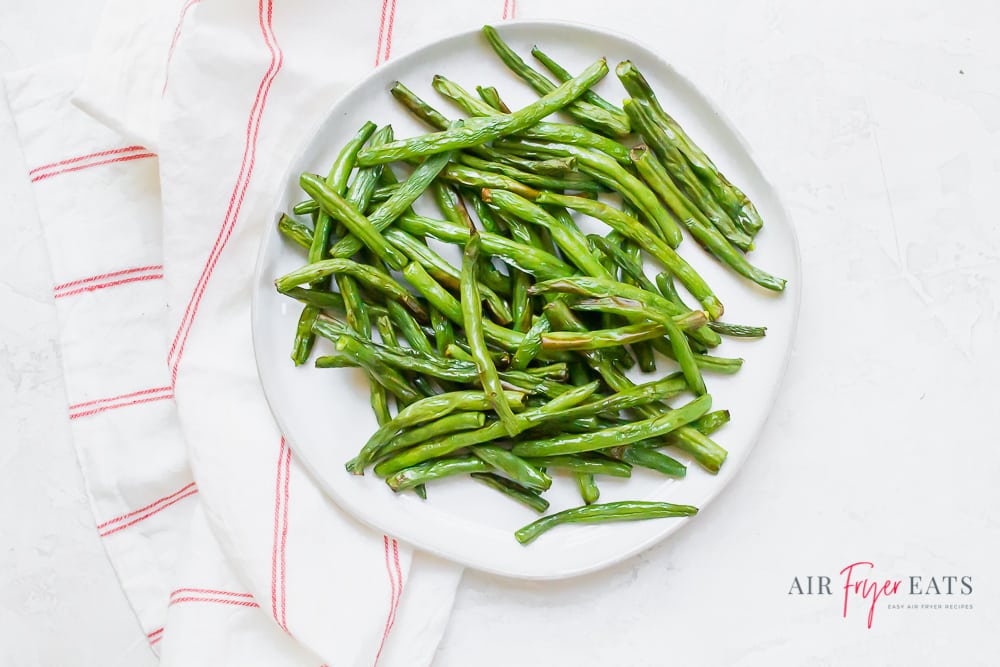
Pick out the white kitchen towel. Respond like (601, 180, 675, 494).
(11, 0, 530, 664)
(3, 59, 194, 657)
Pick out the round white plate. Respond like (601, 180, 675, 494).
(252, 20, 800, 579)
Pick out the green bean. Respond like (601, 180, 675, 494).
(357, 58, 609, 165)
(621, 239, 657, 373)
(647, 339, 744, 374)
(293, 123, 376, 365)
(389, 81, 579, 175)
(571, 298, 707, 332)
(511, 313, 550, 370)
(278, 213, 313, 250)
(471, 473, 549, 513)
(472, 445, 551, 491)
(432, 180, 475, 229)
(312, 317, 421, 403)
(386, 300, 436, 357)
(511, 270, 533, 333)
(316, 354, 419, 405)
(476, 85, 510, 112)
(383, 228, 513, 323)
(631, 145, 786, 292)
(275, 258, 426, 321)
(431, 307, 454, 355)
(330, 150, 452, 259)
(374, 381, 600, 475)
(589, 234, 657, 292)
(440, 163, 540, 200)
(482, 189, 610, 279)
(396, 214, 574, 280)
(495, 139, 682, 247)
(283, 287, 351, 316)
(692, 409, 730, 436)
(531, 46, 627, 121)
(575, 473, 600, 504)
(390, 81, 450, 129)
(445, 344, 508, 368)
(378, 411, 487, 457)
(291, 306, 320, 365)
(432, 74, 630, 163)
(515, 500, 699, 544)
(480, 26, 629, 138)
(292, 199, 318, 216)
(457, 154, 602, 194)
(708, 321, 767, 338)
(499, 155, 579, 176)
(532, 276, 706, 394)
(617, 61, 763, 237)
(386, 456, 492, 492)
(301, 173, 407, 269)
(512, 394, 711, 457)
(609, 446, 686, 478)
(533, 191, 724, 320)
(523, 455, 631, 478)
(403, 261, 523, 351)
(462, 233, 520, 436)
(541, 321, 677, 351)
(308, 122, 375, 265)
(314, 355, 357, 369)
(624, 102, 753, 250)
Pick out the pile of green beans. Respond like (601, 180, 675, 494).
(274, 25, 784, 544)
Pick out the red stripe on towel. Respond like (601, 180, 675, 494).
(53, 265, 163, 292)
(28, 145, 146, 175)
(31, 152, 156, 183)
(166, 0, 283, 383)
(98, 488, 198, 537)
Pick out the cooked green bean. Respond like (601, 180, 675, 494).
(357, 58, 609, 165)
(471, 473, 549, 513)
(617, 60, 763, 237)
(533, 191, 723, 320)
(348, 390, 525, 472)
(386, 456, 492, 492)
(708, 321, 767, 338)
(431, 74, 630, 163)
(374, 382, 600, 475)
(512, 394, 711, 457)
(511, 314, 550, 370)
(383, 228, 512, 323)
(494, 139, 682, 247)
(472, 445, 551, 491)
(631, 144, 786, 291)
(476, 85, 510, 112)
(480, 26, 629, 138)
(457, 154, 602, 194)
(610, 446, 687, 478)
(575, 473, 600, 504)
(330, 150, 452, 259)
(482, 189, 610, 279)
(378, 412, 486, 457)
(396, 214, 574, 280)
(531, 46, 626, 121)
(515, 500, 699, 544)
(523, 455, 631, 478)
(692, 409, 731, 436)
(462, 233, 520, 436)
(278, 213, 313, 250)
(275, 258, 426, 320)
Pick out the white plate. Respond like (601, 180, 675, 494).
(252, 20, 801, 579)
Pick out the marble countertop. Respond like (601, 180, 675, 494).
(2, 1, 998, 665)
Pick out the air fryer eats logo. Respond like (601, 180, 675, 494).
(788, 562, 974, 628)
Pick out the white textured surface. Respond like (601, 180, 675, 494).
(2, 1, 999, 666)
